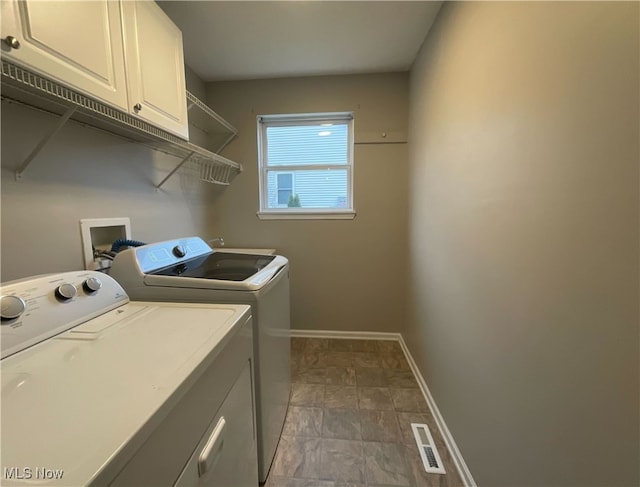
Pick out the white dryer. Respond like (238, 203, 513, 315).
(109, 237, 291, 483)
(1, 271, 257, 486)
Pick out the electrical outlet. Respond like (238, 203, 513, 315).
(80, 218, 131, 271)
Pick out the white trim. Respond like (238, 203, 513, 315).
(258, 112, 353, 124)
(288, 328, 477, 487)
(79, 217, 131, 271)
(289, 329, 401, 340)
(265, 163, 351, 172)
(348, 115, 355, 210)
(256, 112, 355, 215)
(257, 116, 268, 211)
(398, 335, 478, 487)
(257, 211, 356, 221)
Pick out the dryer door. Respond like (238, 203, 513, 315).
(174, 361, 257, 487)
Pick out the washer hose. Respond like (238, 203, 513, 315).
(111, 239, 147, 253)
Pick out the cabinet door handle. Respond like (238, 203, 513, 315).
(4, 36, 20, 50)
(133, 103, 142, 112)
(198, 416, 226, 477)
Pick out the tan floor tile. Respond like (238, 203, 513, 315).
(291, 337, 307, 351)
(350, 339, 378, 352)
(291, 348, 303, 362)
(380, 352, 410, 370)
(328, 339, 353, 352)
(377, 340, 403, 354)
(389, 388, 428, 412)
(305, 338, 329, 351)
(357, 387, 394, 411)
(355, 367, 387, 387)
(319, 438, 365, 483)
(352, 352, 381, 368)
(266, 477, 336, 487)
(363, 441, 413, 486)
(272, 435, 322, 479)
(324, 351, 354, 367)
(325, 385, 359, 409)
(269, 479, 365, 487)
(326, 366, 356, 386)
(384, 369, 419, 388)
(282, 406, 323, 437)
(360, 410, 402, 443)
(291, 383, 325, 406)
(294, 367, 327, 384)
(322, 408, 362, 440)
(299, 351, 328, 369)
(282, 336, 460, 487)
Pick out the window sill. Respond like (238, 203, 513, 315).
(257, 211, 356, 221)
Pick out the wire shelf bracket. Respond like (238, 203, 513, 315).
(14, 104, 77, 180)
(1, 60, 243, 187)
(155, 151, 195, 190)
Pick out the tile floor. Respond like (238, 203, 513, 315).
(265, 338, 464, 487)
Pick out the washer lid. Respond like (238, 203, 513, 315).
(150, 252, 276, 281)
(0, 301, 250, 486)
(143, 255, 288, 291)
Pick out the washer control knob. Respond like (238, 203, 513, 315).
(172, 245, 186, 258)
(1, 295, 26, 320)
(55, 283, 77, 301)
(83, 277, 102, 294)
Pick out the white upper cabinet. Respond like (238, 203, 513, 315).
(0, 0, 129, 111)
(121, 1, 188, 139)
(1, 0, 189, 140)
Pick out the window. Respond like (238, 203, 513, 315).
(257, 112, 355, 219)
(276, 172, 294, 206)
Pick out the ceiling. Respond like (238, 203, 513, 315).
(158, 1, 443, 82)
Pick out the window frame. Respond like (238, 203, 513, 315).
(256, 112, 355, 220)
(275, 171, 295, 207)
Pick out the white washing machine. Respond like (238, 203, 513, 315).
(109, 237, 290, 483)
(1, 271, 257, 486)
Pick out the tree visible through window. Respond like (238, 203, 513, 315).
(257, 112, 354, 218)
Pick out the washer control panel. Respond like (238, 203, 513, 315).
(1, 271, 128, 359)
(133, 237, 212, 273)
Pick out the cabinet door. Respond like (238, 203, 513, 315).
(0, 0, 128, 111)
(121, 1, 189, 140)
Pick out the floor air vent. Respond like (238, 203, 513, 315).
(411, 423, 446, 475)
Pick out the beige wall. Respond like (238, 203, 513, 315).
(206, 73, 409, 332)
(185, 64, 207, 100)
(0, 99, 216, 281)
(405, 2, 639, 486)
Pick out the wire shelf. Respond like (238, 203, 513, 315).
(1, 60, 242, 187)
(186, 91, 237, 135)
(198, 159, 232, 186)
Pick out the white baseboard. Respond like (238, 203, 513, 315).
(397, 336, 477, 487)
(289, 329, 401, 341)
(289, 329, 476, 487)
